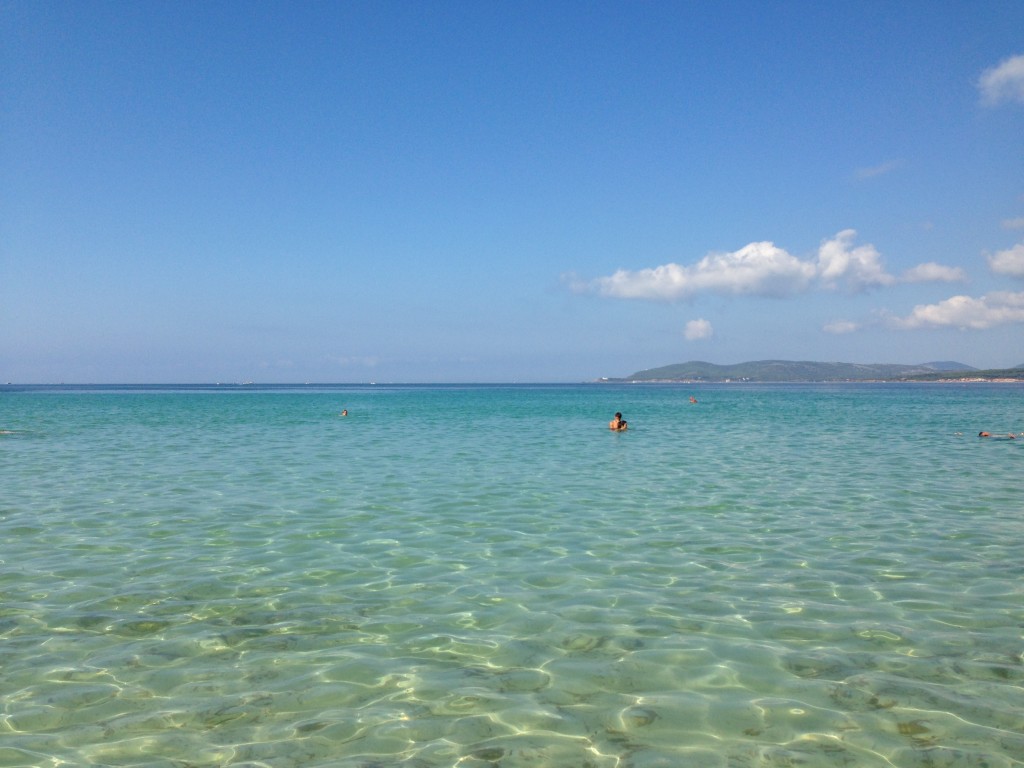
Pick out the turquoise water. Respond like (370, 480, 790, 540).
(1, 383, 1022, 768)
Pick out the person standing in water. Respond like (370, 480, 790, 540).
(609, 412, 628, 431)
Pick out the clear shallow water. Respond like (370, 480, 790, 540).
(1, 383, 1022, 768)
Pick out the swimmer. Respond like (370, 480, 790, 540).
(609, 412, 628, 431)
(689, 396, 697, 404)
(340, 409, 348, 417)
(978, 431, 1015, 439)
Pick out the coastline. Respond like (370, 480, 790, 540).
(597, 377, 1024, 384)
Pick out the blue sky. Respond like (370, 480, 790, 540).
(3, 1, 1023, 382)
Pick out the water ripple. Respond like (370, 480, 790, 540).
(2, 384, 1023, 766)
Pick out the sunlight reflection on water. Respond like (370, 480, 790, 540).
(2, 384, 1022, 766)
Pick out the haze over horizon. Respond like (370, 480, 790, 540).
(3, 3, 1024, 383)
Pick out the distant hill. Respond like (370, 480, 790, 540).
(609, 359, 1005, 383)
(894, 367, 1024, 382)
(922, 361, 977, 372)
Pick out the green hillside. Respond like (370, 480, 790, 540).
(612, 359, 1008, 382)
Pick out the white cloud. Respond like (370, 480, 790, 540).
(823, 320, 859, 334)
(888, 291, 1024, 330)
(854, 160, 901, 180)
(901, 262, 967, 283)
(592, 241, 816, 300)
(988, 243, 1024, 277)
(816, 229, 896, 290)
(684, 318, 713, 340)
(978, 53, 1024, 106)
(583, 230, 962, 302)
(1001, 217, 1024, 230)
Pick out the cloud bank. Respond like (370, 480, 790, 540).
(887, 291, 1024, 330)
(988, 244, 1024, 277)
(582, 230, 961, 301)
(901, 262, 967, 283)
(684, 319, 714, 340)
(978, 53, 1024, 106)
(823, 320, 859, 335)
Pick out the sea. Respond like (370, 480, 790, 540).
(1, 382, 1022, 768)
